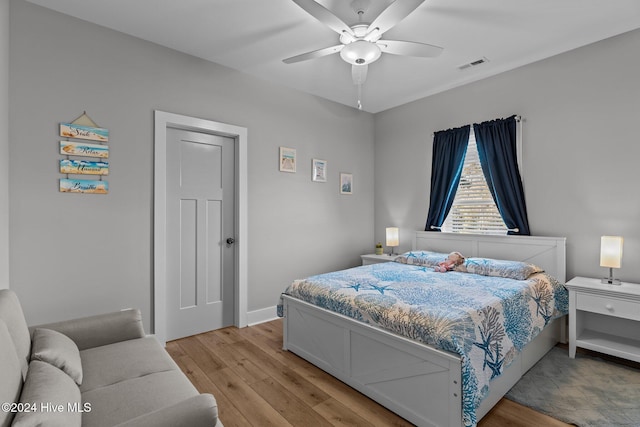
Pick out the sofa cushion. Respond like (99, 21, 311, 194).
(0, 320, 23, 427)
(31, 328, 83, 385)
(81, 370, 199, 427)
(79, 336, 181, 393)
(34, 309, 145, 351)
(112, 394, 219, 427)
(0, 290, 31, 379)
(11, 360, 81, 427)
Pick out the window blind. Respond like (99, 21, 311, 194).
(442, 129, 508, 235)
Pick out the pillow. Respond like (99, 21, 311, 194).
(11, 360, 82, 427)
(394, 251, 449, 268)
(31, 328, 83, 385)
(463, 257, 544, 280)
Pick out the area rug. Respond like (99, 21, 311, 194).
(505, 347, 640, 426)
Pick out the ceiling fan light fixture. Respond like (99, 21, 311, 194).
(340, 40, 381, 65)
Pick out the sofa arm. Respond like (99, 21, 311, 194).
(30, 309, 145, 350)
(113, 394, 220, 427)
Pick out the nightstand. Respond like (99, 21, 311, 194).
(360, 254, 396, 266)
(565, 276, 640, 363)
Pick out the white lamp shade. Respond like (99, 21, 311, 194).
(340, 40, 382, 65)
(600, 236, 623, 268)
(386, 227, 399, 247)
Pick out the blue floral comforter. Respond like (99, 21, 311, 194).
(278, 260, 568, 426)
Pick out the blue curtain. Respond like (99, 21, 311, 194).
(474, 116, 530, 235)
(424, 125, 470, 231)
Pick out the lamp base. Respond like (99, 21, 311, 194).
(601, 277, 622, 285)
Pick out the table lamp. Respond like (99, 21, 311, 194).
(386, 227, 399, 256)
(600, 236, 623, 285)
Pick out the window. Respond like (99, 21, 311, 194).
(441, 128, 508, 235)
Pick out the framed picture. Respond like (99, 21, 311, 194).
(312, 159, 327, 182)
(340, 173, 353, 194)
(279, 146, 296, 173)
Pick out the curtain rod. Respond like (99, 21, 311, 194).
(431, 115, 522, 137)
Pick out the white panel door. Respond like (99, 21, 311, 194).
(166, 128, 235, 340)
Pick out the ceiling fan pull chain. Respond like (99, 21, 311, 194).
(357, 83, 363, 110)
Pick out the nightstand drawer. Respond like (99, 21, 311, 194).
(576, 293, 640, 321)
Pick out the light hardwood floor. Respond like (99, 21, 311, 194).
(166, 319, 569, 427)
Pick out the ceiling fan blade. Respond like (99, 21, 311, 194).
(283, 44, 344, 64)
(291, 0, 355, 41)
(377, 40, 443, 57)
(351, 64, 368, 85)
(365, 0, 425, 39)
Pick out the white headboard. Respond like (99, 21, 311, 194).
(413, 232, 566, 283)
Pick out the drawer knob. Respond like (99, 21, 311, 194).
(605, 304, 614, 311)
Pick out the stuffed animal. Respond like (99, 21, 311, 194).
(434, 252, 465, 273)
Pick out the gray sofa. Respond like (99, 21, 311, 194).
(0, 289, 222, 427)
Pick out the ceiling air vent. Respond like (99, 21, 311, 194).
(458, 57, 489, 71)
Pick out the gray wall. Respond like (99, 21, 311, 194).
(375, 28, 640, 283)
(9, 0, 639, 329)
(0, 0, 8, 289)
(9, 0, 375, 328)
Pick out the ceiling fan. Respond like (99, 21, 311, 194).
(283, 0, 443, 108)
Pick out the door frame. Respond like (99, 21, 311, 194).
(154, 110, 248, 345)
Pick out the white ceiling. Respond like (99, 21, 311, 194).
(24, 0, 640, 113)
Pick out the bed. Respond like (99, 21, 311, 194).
(279, 232, 568, 427)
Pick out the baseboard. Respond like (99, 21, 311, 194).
(247, 305, 279, 326)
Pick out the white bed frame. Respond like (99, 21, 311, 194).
(282, 232, 567, 427)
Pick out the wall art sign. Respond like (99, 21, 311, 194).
(60, 123, 109, 142)
(59, 178, 108, 194)
(60, 141, 109, 158)
(279, 146, 296, 173)
(60, 159, 109, 175)
(58, 112, 109, 195)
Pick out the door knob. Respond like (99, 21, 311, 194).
(226, 238, 235, 245)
